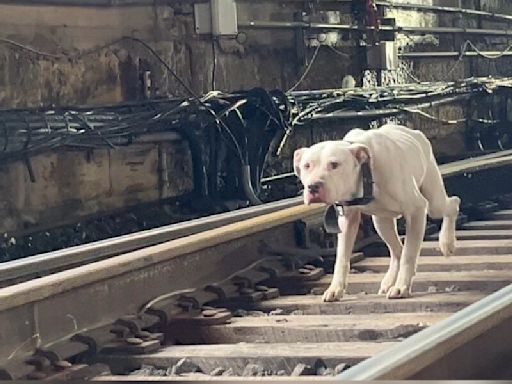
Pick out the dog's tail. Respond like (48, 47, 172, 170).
(439, 196, 460, 257)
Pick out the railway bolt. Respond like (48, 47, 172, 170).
(115, 316, 143, 334)
(254, 285, 280, 299)
(232, 276, 254, 290)
(125, 337, 144, 345)
(204, 284, 227, 299)
(177, 295, 200, 312)
(201, 309, 219, 317)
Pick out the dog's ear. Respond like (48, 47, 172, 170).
(348, 144, 370, 164)
(293, 148, 307, 176)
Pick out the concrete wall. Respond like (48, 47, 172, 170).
(0, 0, 510, 234)
(0, 138, 193, 234)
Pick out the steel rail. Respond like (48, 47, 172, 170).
(0, 197, 302, 285)
(0, 201, 325, 379)
(337, 282, 512, 380)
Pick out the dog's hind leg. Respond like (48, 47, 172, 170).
(420, 156, 460, 256)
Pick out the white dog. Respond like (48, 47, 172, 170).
(294, 124, 460, 301)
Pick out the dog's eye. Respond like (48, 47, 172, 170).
(330, 161, 339, 170)
(303, 163, 311, 170)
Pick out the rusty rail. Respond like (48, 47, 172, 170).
(0, 197, 303, 286)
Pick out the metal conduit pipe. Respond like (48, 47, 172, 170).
(400, 51, 512, 58)
(238, 20, 512, 37)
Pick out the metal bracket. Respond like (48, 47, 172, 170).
(177, 295, 201, 312)
(204, 284, 228, 299)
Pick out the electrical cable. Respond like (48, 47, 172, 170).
(400, 106, 466, 125)
(0, 35, 246, 162)
(211, 38, 217, 91)
(0, 37, 62, 58)
(327, 45, 350, 58)
(287, 45, 321, 93)
(400, 39, 512, 82)
(465, 39, 512, 60)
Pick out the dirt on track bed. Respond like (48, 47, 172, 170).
(96, 208, 512, 380)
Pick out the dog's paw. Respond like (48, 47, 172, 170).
(378, 273, 398, 295)
(439, 237, 456, 257)
(386, 285, 411, 299)
(378, 284, 391, 295)
(322, 285, 344, 302)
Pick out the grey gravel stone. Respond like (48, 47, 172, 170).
(169, 358, 200, 375)
(445, 285, 459, 292)
(291, 363, 315, 376)
(269, 308, 285, 316)
(314, 359, 328, 375)
(152, 369, 166, 376)
(242, 364, 264, 377)
(334, 363, 349, 374)
(290, 310, 304, 316)
(233, 309, 248, 317)
(276, 370, 287, 376)
(247, 311, 266, 317)
(320, 368, 335, 376)
(427, 286, 438, 293)
(222, 368, 234, 376)
(130, 365, 155, 376)
(210, 367, 225, 376)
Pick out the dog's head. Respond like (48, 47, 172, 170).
(294, 141, 370, 205)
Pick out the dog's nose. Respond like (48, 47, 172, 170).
(308, 182, 323, 195)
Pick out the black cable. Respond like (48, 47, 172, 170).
(211, 39, 217, 91)
(0, 37, 62, 58)
(1, 35, 245, 161)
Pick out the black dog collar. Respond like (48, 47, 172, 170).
(323, 162, 375, 234)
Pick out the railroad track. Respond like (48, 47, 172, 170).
(1, 152, 512, 381)
(96, 210, 512, 381)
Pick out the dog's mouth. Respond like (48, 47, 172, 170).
(306, 196, 324, 204)
(304, 190, 328, 205)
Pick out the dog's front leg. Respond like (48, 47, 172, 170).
(322, 209, 361, 302)
(387, 207, 427, 299)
